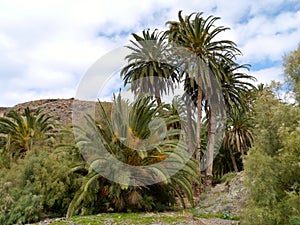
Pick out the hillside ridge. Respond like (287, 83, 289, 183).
(0, 98, 112, 126)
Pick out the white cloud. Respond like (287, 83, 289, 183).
(250, 66, 284, 84)
(0, 0, 299, 106)
(1, 87, 75, 107)
(235, 10, 300, 63)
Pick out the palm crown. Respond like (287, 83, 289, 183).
(0, 107, 56, 157)
(121, 29, 179, 106)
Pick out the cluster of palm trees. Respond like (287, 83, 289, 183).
(0, 10, 257, 218)
(120, 11, 256, 187)
(67, 11, 256, 214)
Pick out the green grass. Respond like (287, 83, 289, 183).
(31, 210, 240, 225)
(33, 212, 189, 225)
(189, 207, 240, 220)
(190, 209, 240, 221)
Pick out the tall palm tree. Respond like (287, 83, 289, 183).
(166, 11, 242, 187)
(121, 29, 179, 106)
(0, 107, 56, 157)
(202, 57, 256, 184)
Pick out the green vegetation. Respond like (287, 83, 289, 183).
(44, 212, 190, 225)
(28, 210, 240, 225)
(283, 43, 300, 105)
(242, 86, 300, 224)
(240, 46, 300, 225)
(0, 141, 81, 224)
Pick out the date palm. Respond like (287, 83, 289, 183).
(121, 29, 179, 106)
(223, 108, 254, 171)
(220, 60, 256, 172)
(203, 57, 256, 183)
(166, 11, 242, 186)
(0, 107, 55, 157)
(67, 94, 198, 217)
(218, 56, 256, 112)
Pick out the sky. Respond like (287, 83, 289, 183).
(0, 0, 300, 106)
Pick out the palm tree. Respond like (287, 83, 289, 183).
(166, 11, 242, 187)
(0, 107, 56, 157)
(121, 29, 179, 106)
(67, 94, 198, 217)
(199, 56, 255, 185)
(223, 108, 254, 171)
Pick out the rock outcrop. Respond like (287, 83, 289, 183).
(196, 172, 246, 217)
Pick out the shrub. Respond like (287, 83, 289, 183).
(242, 89, 300, 225)
(0, 136, 82, 225)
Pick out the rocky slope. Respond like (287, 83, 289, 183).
(1, 98, 112, 126)
(196, 172, 246, 217)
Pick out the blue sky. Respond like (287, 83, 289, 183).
(0, 0, 300, 106)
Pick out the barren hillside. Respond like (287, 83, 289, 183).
(1, 98, 112, 126)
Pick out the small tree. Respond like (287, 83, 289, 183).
(0, 107, 56, 158)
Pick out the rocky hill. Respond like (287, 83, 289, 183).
(1, 98, 112, 126)
(0, 107, 10, 117)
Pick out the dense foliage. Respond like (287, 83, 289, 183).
(243, 87, 300, 225)
(0, 95, 199, 224)
(0, 107, 56, 164)
(0, 136, 82, 224)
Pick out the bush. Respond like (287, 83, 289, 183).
(242, 89, 300, 225)
(0, 137, 82, 225)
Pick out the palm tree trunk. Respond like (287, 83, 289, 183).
(187, 98, 199, 197)
(241, 147, 245, 166)
(196, 90, 203, 162)
(187, 100, 194, 155)
(155, 95, 162, 107)
(196, 85, 203, 194)
(205, 105, 217, 188)
(229, 147, 239, 172)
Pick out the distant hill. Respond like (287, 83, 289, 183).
(0, 107, 10, 117)
(0, 98, 112, 126)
